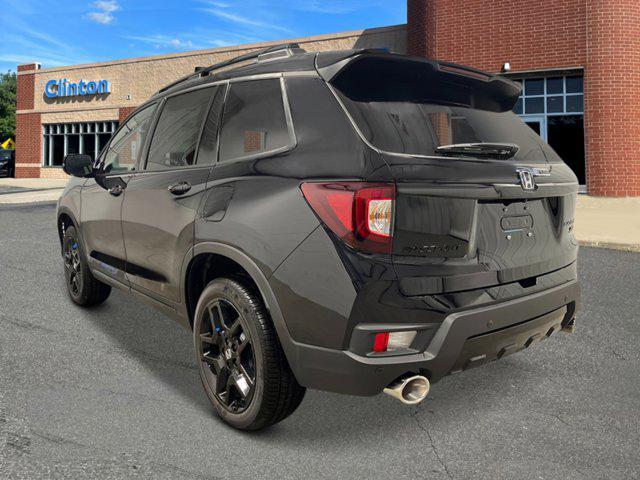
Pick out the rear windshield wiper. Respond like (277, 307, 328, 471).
(435, 143, 519, 160)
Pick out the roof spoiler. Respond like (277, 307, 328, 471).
(158, 43, 305, 94)
(317, 51, 522, 112)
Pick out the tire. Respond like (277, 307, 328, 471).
(62, 225, 111, 307)
(193, 278, 305, 430)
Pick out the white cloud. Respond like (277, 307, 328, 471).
(202, 8, 293, 34)
(291, 0, 359, 14)
(87, 0, 120, 25)
(0, 19, 99, 69)
(125, 34, 199, 50)
(200, 0, 231, 7)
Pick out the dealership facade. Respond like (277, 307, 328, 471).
(15, 0, 640, 196)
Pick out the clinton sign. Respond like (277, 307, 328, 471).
(45, 79, 111, 98)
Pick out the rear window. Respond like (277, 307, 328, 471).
(331, 55, 559, 163)
(337, 100, 554, 162)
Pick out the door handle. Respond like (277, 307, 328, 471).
(168, 181, 192, 196)
(108, 185, 124, 197)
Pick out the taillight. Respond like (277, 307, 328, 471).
(300, 182, 395, 254)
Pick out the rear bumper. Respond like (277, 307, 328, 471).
(288, 279, 580, 396)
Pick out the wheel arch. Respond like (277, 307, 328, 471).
(57, 208, 79, 248)
(184, 243, 297, 367)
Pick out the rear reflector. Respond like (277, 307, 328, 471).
(373, 332, 390, 352)
(301, 182, 395, 254)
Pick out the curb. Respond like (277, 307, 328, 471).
(0, 189, 63, 205)
(578, 240, 640, 253)
(0, 187, 66, 196)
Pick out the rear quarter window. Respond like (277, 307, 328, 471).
(218, 78, 294, 162)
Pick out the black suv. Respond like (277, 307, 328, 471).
(58, 45, 580, 430)
(0, 149, 15, 177)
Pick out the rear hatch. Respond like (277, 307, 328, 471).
(319, 52, 579, 296)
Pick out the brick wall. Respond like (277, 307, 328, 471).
(16, 73, 35, 111)
(407, 0, 428, 58)
(584, 1, 640, 196)
(407, 0, 586, 72)
(15, 113, 42, 178)
(118, 107, 137, 123)
(16, 66, 41, 178)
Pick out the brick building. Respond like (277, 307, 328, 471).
(15, 1, 640, 196)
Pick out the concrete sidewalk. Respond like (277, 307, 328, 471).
(574, 196, 640, 252)
(0, 178, 67, 204)
(0, 178, 638, 251)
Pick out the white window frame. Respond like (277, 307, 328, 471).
(513, 75, 584, 141)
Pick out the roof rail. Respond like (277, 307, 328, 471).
(158, 43, 304, 94)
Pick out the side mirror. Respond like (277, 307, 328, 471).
(63, 154, 94, 178)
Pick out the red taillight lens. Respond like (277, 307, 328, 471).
(373, 332, 390, 352)
(301, 182, 395, 254)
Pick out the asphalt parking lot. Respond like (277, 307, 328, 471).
(0, 202, 639, 479)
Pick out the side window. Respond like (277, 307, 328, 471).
(219, 78, 293, 162)
(194, 86, 225, 166)
(146, 87, 214, 171)
(101, 104, 156, 173)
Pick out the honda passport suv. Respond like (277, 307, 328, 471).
(57, 45, 580, 430)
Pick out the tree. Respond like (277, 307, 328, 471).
(0, 71, 17, 144)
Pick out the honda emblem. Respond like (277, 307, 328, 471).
(517, 168, 536, 190)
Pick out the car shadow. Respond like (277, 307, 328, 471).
(77, 283, 213, 415)
(243, 354, 550, 444)
(74, 277, 558, 442)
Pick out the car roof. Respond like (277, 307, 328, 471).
(145, 47, 519, 115)
(150, 47, 369, 100)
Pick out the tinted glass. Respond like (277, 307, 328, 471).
(525, 78, 544, 95)
(337, 97, 558, 162)
(566, 76, 583, 93)
(219, 79, 291, 162)
(546, 77, 563, 94)
(524, 97, 544, 114)
(101, 104, 156, 173)
(195, 86, 225, 165)
(566, 94, 584, 112)
(146, 87, 213, 171)
(547, 96, 563, 113)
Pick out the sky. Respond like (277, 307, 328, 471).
(0, 0, 406, 73)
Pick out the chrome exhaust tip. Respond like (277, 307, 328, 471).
(383, 375, 430, 405)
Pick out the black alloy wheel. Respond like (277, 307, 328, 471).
(198, 298, 256, 413)
(64, 235, 83, 297)
(194, 278, 305, 430)
(61, 225, 111, 307)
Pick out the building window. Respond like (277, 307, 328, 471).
(42, 121, 119, 167)
(511, 74, 585, 186)
(512, 75, 583, 116)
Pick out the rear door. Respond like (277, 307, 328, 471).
(121, 85, 223, 304)
(80, 103, 157, 285)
